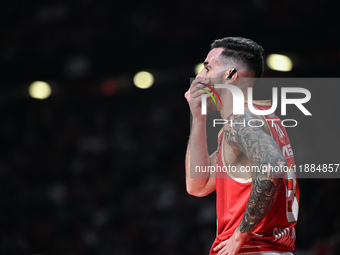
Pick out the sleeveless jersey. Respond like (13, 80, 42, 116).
(209, 101, 299, 254)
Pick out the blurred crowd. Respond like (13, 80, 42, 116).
(0, 87, 340, 255)
(1, 0, 340, 254)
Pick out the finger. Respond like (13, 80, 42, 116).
(191, 78, 208, 86)
(217, 246, 229, 255)
(250, 232, 263, 239)
(213, 243, 222, 252)
(194, 79, 211, 89)
(213, 240, 227, 252)
(184, 90, 190, 102)
(190, 83, 212, 95)
(190, 78, 210, 89)
(191, 87, 212, 97)
(190, 88, 213, 101)
(197, 83, 215, 96)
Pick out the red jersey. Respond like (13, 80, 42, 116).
(210, 101, 299, 254)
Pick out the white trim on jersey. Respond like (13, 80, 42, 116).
(220, 132, 253, 184)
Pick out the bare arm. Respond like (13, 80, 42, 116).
(184, 78, 216, 197)
(185, 118, 216, 197)
(213, 112, 286, 254)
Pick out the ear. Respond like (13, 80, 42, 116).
(225, 68, 238, 82)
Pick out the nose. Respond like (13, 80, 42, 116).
(196, 70, 205, 79)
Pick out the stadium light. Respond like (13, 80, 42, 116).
(29, 81, 52, 99)
(133, 71, 154, 89)
(267, 54, 293, 72)
(194, 63, 204, 75)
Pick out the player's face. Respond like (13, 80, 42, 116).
(196, 47, 226, 82)
(195, 48, 226, 112)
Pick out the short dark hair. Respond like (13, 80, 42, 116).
(211, 37, 264, 77)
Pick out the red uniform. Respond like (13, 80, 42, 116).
(210, 101, 299, 254)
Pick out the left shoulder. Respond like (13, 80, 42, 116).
(223, 112, 267, 146)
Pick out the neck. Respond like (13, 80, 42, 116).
(219, 87, 248, 119)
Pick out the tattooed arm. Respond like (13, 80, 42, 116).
(226, 112, 286, 233)
(213, 112, 286, 255)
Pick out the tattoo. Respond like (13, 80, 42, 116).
(223, 112, 285, 233)
(239, 177, 282, 233)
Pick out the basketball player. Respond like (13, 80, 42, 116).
(185, 37, 299, 255)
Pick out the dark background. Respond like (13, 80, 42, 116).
(1, 0, 340, 254)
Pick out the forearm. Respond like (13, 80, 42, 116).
(238, 174, 283, 233)
(185, 117, 211, 196)
(224, 113, 286, 234)
(238, 141, 286, 234)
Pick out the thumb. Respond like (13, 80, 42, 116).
(249, 232, 263, 239)
(184, 89, 190, 103)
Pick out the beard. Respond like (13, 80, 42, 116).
(206, 75, 225, 113)
(206, 96, 218, 112)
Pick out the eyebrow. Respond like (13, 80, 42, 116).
(204, 61, 212, 69)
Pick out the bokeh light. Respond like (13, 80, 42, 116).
(101, 79, 119, 96)
(29, 81, 52, 99)
(267, 54, 293, 72)
(194, 62, 204, 75)
(133, 71, 154, 89)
